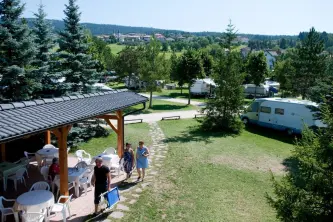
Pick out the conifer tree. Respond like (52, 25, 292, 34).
(0, 0, 37, 101)
(33, 4, 61, 97)
(267, 93, 333, 221)
(202, 21, 244, 133)
(58, 0, 99, 93)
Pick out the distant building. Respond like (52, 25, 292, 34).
(143, 35, 151, 42)
(264, 50, 279, 70)
(166, 38, 175, 42)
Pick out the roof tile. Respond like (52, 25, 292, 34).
(0, 91, 148, 142)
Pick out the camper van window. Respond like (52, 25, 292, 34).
(275, 108, 284, 115)
(248, 102, 259, 112)
(260, 106, 271, 113)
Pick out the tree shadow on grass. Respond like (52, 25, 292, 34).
(282, 156, 299, 177)
(150, 104, 189, 111)
(163, 124, 235, 144)
(245, 124, 298, 145)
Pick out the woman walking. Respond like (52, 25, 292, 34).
(136, 141, 149, 182)
(123, 142, 135, 179)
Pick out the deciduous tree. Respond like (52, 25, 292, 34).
(177, 49, 204, 105)
(139, 37, 169, 108)
(246, 51, 268, 98)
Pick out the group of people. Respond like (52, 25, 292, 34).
(92, 140, 150, 214)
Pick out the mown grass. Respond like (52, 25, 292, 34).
(124, 99, 198, 115)
(77, 123, 152, 156)
(121, 119, 294, 222)
(108, 44, 127, 54)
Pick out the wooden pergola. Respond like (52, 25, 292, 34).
(0, 90, 148, 196)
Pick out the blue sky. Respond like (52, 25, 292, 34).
(22, 0, 330, 35)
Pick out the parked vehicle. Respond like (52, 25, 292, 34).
(264, 78, 280, 90)
(190, 78, 216, 97)
(243, 84, 270, 98)
(240, 98, 325, 135)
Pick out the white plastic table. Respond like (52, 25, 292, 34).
(13, 190, 54, 222)
(91, 153, 117, 167)
(37, 148, 58, 158)
(68, 167, 87, 197)
(0, 162, 25, 191)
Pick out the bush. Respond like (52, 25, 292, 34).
(67, 124, 110, 150)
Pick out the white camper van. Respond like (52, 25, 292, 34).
(243, 84, 270, 98)
(240, 98, 325, 135)
(190, 78, 216, 97)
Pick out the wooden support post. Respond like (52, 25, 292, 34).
(1, 144, 5, 161)
(54, 125, 71, 197)
(116, 110, 124, 158)
(45, 130, 51, 144)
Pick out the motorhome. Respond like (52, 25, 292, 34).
(190, 78, 216, 97)
(240, 98, 325, 135)
(243, 84, 270, 98)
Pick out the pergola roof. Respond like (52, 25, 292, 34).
(0, 90, 148, 143)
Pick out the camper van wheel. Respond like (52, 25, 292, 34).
(287, 128, 293, 136)
(242, 117, 249, 125)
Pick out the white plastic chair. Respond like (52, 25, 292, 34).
(54, 177, 75, 199)
(40, 166, 50, 181)
(75, 150, 91, 164)
(74, 161, 88, 170)
(50, 195, 72, 222)
(110, 157, 124, 177)
(0, 196, 15, 222)
(43, 144, 56, 149)
(35, 153, 43, 169)
(21, 211, 45, 222)
(14, 157, 29, 178)
(7, 168, 26, 191)
(79, 170, 94, 196)
(24, 151, 36, 167)
(103, 147, 116, 155)
(30, 181, 50, 191)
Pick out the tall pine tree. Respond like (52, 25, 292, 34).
(202, 21, 244, 133)
(0, 0, 37, 101)
(58, 0, 99, 94)
(292, 27, 326, 99)
(33, 4, 62, 97)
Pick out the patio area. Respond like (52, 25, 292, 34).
(0, 90, 148, 221)
(0, 154, 127, 222)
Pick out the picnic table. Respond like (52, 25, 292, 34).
(0, 162, 25, 191)
(68, 167, 88, 197)
(91, 153, 117, 167)
(13, 190, 54, 222)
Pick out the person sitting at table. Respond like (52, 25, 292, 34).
(48, 157, 60, 181)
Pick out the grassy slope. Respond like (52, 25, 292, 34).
(77, 123, 152, 156)
(108, 44, 127, 54)
(122, 119, 293, 222)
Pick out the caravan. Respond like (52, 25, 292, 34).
(240, 98, 325, 135)
(190, 78, 216, 97)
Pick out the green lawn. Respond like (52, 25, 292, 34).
(108, 44, 127, 55)
(125, 99, 198, 115)
(122, 119, 293, 221)
(77, 123, 152, 156)
(153, 87, 207, 103)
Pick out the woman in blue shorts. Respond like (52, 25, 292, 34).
(136, 141, 149, 182)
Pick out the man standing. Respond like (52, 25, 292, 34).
(91, 157, 111, 214)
